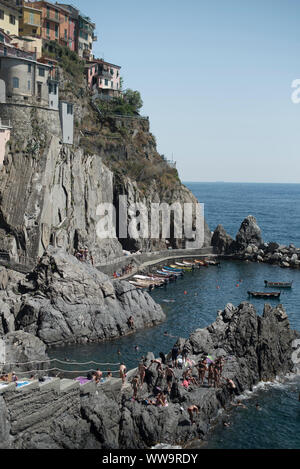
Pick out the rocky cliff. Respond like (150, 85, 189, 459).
(0, 65, 211, 268)
(0, 248, 165, 345)
(0, 302, 299, 449)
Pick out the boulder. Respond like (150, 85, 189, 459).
(211, 225, 235, 254)
(235, 216, 263, 251)
(14, 248, 165, 346)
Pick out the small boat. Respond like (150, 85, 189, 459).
(182, 260, 198, 267)
(264, 281, 293, 289)
(163, 266, 183, 273)
(248, 291, 281, 299)
(161, 268, 183, 276)
(175, 261, 194, 268)
(171, 264, 193, 271)
(194, 260, 209, 267)
(204, 259, 221, 266)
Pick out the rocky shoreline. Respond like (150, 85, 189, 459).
(212, 215, 300, 269)
(0, 248, 165, 346)
(0, 301, 299, 449)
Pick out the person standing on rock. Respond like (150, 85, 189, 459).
(188, 405, 199, 425)
(165, 365, 175, 393)
(138, 361, 147, 387)
(197, 359, 207, 386)
(171, 344, 180, 368)
(119, 363, 127, 386)
(132, 376, 139, 399)
(207, 363, 214, 387)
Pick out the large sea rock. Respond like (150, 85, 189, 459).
(0, 248, 165, 346)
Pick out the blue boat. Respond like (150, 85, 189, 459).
(163, 266, 183, 273)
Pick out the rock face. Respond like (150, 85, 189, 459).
(0, 88, 211, 269)
(235, 215, 263, 251)
(212, 216, 300, 269)
(1, 331, 49, 374)
(211, 225, 235, 254)
(0, 302, 298, 449)
(0, 248, 165, 346)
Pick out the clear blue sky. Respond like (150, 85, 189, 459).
(59, 0, 300, 182)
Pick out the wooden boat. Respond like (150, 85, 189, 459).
(194, 260, 209, 267)
(264, 281, 293, 289)
(161, 268, 183, 276)
(204, 259, 221, 266)
(171, 264, 193, 271)
(175, 261, 194, 268)
(182, 261, 198, 267)
(248, 291, 281, 299)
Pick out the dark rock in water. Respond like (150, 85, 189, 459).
(211, 225, 235, 254)
(235, 215, 263, 252)
(1, 248, 165, 346)
(2, 301, 296, 449)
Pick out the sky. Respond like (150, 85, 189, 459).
(59, 0, 300, 183)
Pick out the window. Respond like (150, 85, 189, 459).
(104, 79, 108, 86)
(28, 64, 31, 73)
(46, 22, 50, 36)
(9, 15, 16, 25)
(65, 15, 68, 22)
(47, 7, 50, 18)
(110, 68, 114, 75)
(0, 10, 4, 20)
(111, 81, 113, 88)
(55, 10, 59, 20)
(55, 24, 58, 38)
(29, 13, 34, 24)
(0, 33, 4, 43)
(64, 29, 67, 40)
(38, 67, 45, 77)
(28, 80, 31, 91)
(67, 104, 73, 115)
(12, 77, 19, 89)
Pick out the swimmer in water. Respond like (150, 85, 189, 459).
(255, 403, 262, 411)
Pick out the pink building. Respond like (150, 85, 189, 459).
(84, 62, 98, 90)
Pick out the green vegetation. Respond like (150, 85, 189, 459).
(42, 42, 85, 81)
(96, 89, 143, 116)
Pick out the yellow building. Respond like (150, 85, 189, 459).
(19, 4, 42, 38)
(0, 1, 21, 36)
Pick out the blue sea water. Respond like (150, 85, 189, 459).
(186, 182, 300, 246)
(49, 182, 300, 449)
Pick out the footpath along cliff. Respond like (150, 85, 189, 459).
(0, 301, 299, 449)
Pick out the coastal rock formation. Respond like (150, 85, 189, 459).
(0, 76, 211, 268)
(211, 225, 235, 254)
(1, 331, 49, 374)
(0, 248, 165, 346)
(212, 216, 300, 269)
(0, 301, 298, 449)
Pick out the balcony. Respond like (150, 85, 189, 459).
(99, 70, 113, 80)
(44, 15, 63, 24)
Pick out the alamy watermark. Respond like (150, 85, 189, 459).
(95, 196, 205, 247)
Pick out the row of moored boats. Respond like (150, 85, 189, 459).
(129, 259, 220, 291)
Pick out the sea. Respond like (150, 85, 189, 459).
(48, 182, 300, 449)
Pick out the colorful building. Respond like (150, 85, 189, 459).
(96, 59, 121, 98)
(78, 13, 95, 60)
(0, 1, 21, 37)
(19, 3, 42, 38)
(26, 1, 62, 42)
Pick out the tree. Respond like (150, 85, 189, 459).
(123, 89, 143, 113)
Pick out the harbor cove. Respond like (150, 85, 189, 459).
(0, 0, 299, 455)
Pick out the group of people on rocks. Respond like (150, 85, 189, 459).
(0, 372, 18, 383)
(74, 247, 94, 265)
(113, 263, 134, 279)
(121, 344, 243, 425)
